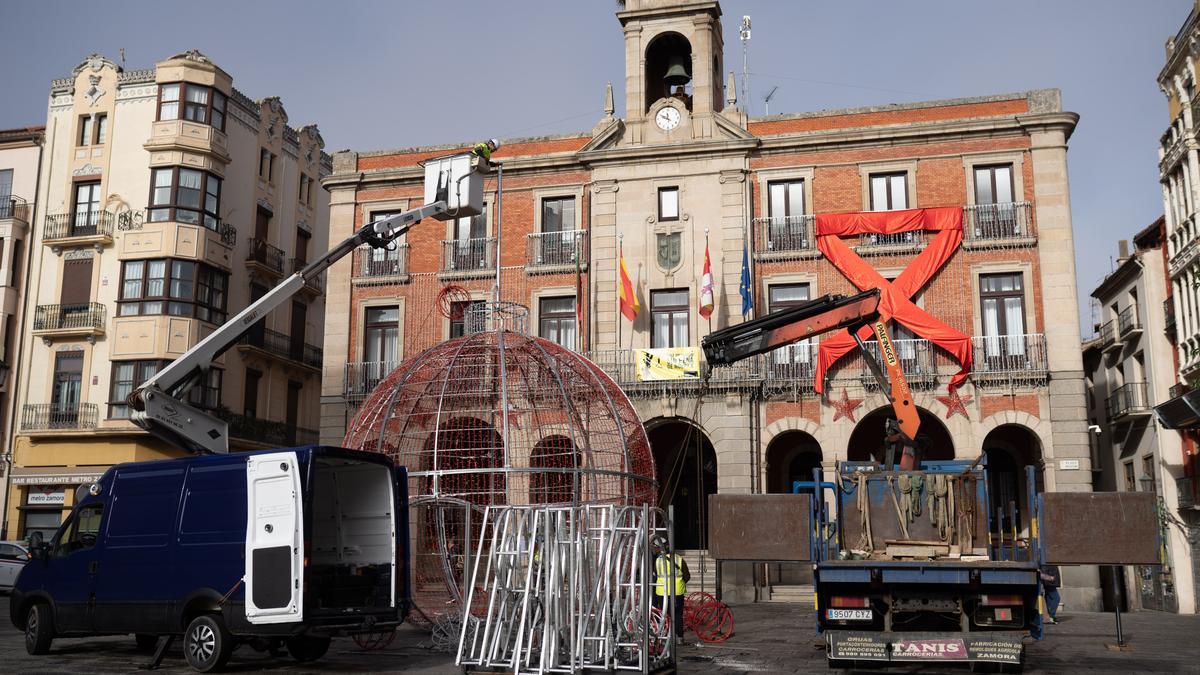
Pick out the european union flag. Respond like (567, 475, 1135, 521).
(739, 243, 753, 318)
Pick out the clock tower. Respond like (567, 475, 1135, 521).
(616, 0, 729, 145)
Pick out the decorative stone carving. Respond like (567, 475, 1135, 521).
(257, 197, 273, 214)
(72, 163, 102, 177)
(85, 75, 106, 106)
(64, 250, 95, 261)
(166, 49, 212, 64)
(656, 232, 682, 271)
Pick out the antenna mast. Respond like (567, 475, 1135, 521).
(763, 86, 778, 116)
(740, 15, 752, 116)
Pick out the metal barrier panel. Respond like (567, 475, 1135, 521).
(708, 494, 812, 562)
(1041, 492, 1161, 565)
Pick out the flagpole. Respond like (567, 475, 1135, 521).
(632, 262, 639, 352)
(617, 234, 623, 356)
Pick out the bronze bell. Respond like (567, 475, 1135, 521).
(663, 55, 691, 87)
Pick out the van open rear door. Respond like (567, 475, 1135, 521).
(245, 451, 304, 624)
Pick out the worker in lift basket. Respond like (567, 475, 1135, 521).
(473, 138, 499, 163)
(654, 538, 690, 644)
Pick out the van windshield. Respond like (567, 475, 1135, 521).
(54, 504, 103, 557)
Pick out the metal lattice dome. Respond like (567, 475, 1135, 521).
(343, 319, 656, 612)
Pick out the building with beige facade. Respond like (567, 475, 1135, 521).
(3, 51, 329, 541)
(321, 0, 1097, 606)
(0, 126, 43, 527)
(1086, 222, 1197, 614)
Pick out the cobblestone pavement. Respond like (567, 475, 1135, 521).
(1, 597, 1198, 673)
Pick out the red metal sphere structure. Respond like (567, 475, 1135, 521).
(343, 325, 656, 615)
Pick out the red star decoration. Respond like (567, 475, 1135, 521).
(936, 388, 973, 419)
(829, 388, 863, 423)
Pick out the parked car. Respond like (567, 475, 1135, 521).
(10, 446, 411, 672)
(0, 541, 30, 592)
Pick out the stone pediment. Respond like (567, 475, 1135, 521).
(579, 118, 625, 153)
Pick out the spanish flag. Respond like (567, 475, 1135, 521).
(619, 243, 640, 321)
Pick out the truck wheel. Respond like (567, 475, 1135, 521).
(286, 635, 331, 662)
(135, 634, 159, 652)
(184, 614, 233, 672)
(25, 603, 54, 655)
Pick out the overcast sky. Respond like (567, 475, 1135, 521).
(0, 0, 1190, 333)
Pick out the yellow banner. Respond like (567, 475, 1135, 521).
(635, 347, 702, 381)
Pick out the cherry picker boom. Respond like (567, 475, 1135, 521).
(700, 288, 923, 469)
(127, 151, 488, 454)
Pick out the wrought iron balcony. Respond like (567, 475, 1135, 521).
(246, 238, 285, 276)
(1106, 381, 1151, 419)
(971, 334, 1049, 377)
(353, 244, 409, 282)
(344, 360, 399, 400)
(32, 302, 106, 335)
(1165, 297, 1177, 337)
(1118, 304, 1142, 338)
(761, 342, 819, 395)
(752, 215, 815, 260)
(963, 202, 1035, 244)
(856, 338, 937, 387)
(291, 258, 322, 294)
(44, 210, 114, 245)
(527, 230, 587, 269)
(0, 196, 30, 223)
(856, 230, 922, 252)
(441, 237, 496, 274)
(1099, 320, 1118, 349)
(21, 403, 99, 431)
(239, 326, 322, 370)
(217, 410, 319, 447)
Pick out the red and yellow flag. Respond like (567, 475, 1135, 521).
(619, 244, 640, 321)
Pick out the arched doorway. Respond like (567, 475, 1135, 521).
(647, 417, 717, 550)
(765, 431, 823, 586)
(765, 431, 823, 494)
(981, 424, 1043, 539)
(530, 434, 578, 505)
(644, 32, 693, 111)
(846, 406, 954, 464)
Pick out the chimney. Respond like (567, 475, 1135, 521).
(1117, 239, 1130, 262)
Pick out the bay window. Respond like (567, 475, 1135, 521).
(148, 167, 221, 229)
(118, 258, 228, 323)
(157, 82, 226, 131)
(110, 360, 221, 419)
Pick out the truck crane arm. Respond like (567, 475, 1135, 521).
(700, 288, 921, 468)
(128, 155, 481, 455)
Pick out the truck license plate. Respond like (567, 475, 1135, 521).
(827, 608, 872, 621)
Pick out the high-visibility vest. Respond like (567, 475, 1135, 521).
(655, 553, 685, 596)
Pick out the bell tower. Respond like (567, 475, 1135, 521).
(617, 0, 726, 144)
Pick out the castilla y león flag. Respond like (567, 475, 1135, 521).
(619, 243, 640, 321)
(699, 243, 714, 319)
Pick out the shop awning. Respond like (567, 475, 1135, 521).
(8, 465, 108, 486)
(1154, 389, 1200, 429)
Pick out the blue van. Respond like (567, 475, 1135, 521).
(10, 446, 410, 672)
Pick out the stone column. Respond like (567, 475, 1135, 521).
(591, 180, 620, 349)
(319, 152, 358, 446)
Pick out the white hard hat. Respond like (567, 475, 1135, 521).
(489, 138, 500, 149)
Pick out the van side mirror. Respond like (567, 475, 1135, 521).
(28, 532, 47, 560)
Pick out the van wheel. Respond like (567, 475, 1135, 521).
(25, 603, 54, 655)
(286, 635, 331, 662)
(135, 633, 159, 652)
(184, 614, 233, 672)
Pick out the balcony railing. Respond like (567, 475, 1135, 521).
(0, 196, 30, 222)
(1118, 304, 1142, 337)
(345, 360, 400, 399)
(1099, 320, 1117, 347)
(442, 237, 496, 273)
(963, 202, 1034, 243)
(22, 403, 99, 431)
(1165, 297, 1177, 337)
(218, 410, 319, 447)
(240, 327, 322, 369)
(246, 238, 285, 275)
(354, 244, 409, 281)
(857, 230, 921, 251)
(856, 338, 938, 386)
(762, 342, 819, 395)
(1106, 381, 1150, 419)
(971, 334, 1049, 376)
(32, 302, 105, 332)
(527, 230, 587, 268)
(44, 210, 114, 242)
(291, 258, 323, 293)
(752, 215, 815, 259)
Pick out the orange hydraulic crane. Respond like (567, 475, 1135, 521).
(700, 288, 922, 469)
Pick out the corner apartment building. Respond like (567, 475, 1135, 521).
(0, 127, 42, 497)
(4, 51, 329, 540)
(321, 0, 1096, 606)
(1085, 222, 1196, 614)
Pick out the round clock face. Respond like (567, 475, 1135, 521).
(655, 106, 681, 131)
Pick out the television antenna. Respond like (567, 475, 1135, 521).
(763, 86, 779, 116)
(740, 15, 752, 115)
